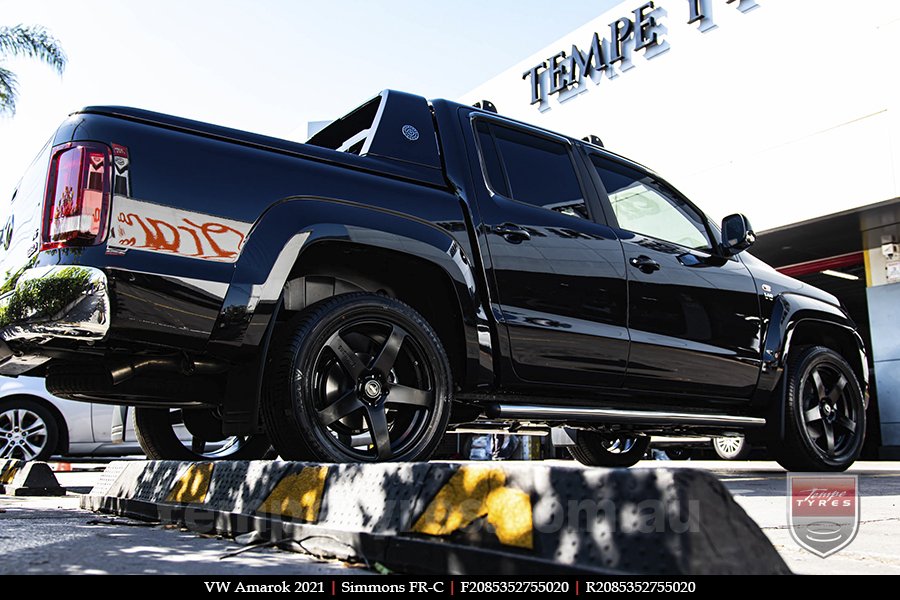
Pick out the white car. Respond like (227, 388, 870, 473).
(0, 376, 142, 461)
(0, 376, 263, 461)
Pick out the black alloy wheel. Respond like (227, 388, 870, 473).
(568, 432, 650, 468)
(134, 407, 273, 461)
(663, 447, 693, 461)
(262, 293, 452, 463)
(776, 346, 865, 472)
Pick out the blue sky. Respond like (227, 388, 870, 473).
(0, 0, 619, 196)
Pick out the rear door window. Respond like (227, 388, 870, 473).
(475, 121, 589, 220)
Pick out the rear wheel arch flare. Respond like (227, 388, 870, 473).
(281, 239, 470, 387)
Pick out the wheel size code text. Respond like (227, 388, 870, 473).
(582, 581, 697, 593)
(457, 582, 570, 594)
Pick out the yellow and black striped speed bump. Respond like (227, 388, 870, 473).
(82, 461, 790, 575)
(0, 459, 24, 486)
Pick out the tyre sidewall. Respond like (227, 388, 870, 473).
(0, 398, 59, 462)
(134, 407, 271, 461)
(287, 296, 452, 462)
(785, 347, 865, 471)
(663, 447, 693, 461)
(570, 433, 649, 468)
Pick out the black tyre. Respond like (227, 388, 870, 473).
(262, 293, 452, 462)
(662, 447, 693, 461)
(712, 435, 751, 460)
(0, 398, 60, 462)
(568, 432, 650, 468)
(775, 346, 865, 472)
(135, 407, 273, 460)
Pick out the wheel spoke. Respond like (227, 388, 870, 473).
(718, 438, 741, 453)
(169, 409, 184, 425)
(23, 423, 46, 436)
(804, 406, 822, 423)
(0, 440, 11, 457)
(387, 384, 433, 408)
(317, 390, 364, 426)
(811, 370, 826, 400)
(326, 333, 365, 379)
(363, 405, 392, 460)
(191, 437, 206, 454)
(21, 439, 41, 459)
(837, 414, 856, 434)
(828, 375, 847, 404)
(823, 420, 835, 455)
(806, 421, 823, 440)
(372, 325, 407, 375)
(216, 437, 242, 454)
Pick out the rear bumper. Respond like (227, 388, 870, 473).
(0, 266, 109, 372)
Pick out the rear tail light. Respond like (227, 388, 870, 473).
(41, 142, 112, 251)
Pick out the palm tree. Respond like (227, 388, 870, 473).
(0, 24, 66, 116)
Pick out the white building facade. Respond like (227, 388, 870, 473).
(462, 0, 900, 457)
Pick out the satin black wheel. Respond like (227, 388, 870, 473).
(262, 293, 452, 463)
(776, 346, 865, 472)
(568, 432, 650, 468)
(134, 407, 273, 460)
(663, 447, 693, 461)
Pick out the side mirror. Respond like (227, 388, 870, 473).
(721, 213, 756, 256)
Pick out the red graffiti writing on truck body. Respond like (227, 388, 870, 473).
(117, 212, 245, 260)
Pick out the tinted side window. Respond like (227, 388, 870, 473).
(477, 122, 588, 220)
(591, 156, 711, 250)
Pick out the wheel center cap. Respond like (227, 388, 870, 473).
(363, 380, 383, 400)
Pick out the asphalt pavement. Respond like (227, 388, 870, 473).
(0, 469, 371, 575)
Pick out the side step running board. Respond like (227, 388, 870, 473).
(485, 403, 766, 428)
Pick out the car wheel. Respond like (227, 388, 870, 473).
(568, 432, 650, 468)
(775, 346, 866, 472)
(134, 407, 273, 460)
(662, 447, 693, 461)
(262, 293, 452, 462)
(0, 398, 60, 462)
(712, 435, 751, 460)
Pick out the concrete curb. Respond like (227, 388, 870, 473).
(81, 461, 791, 575)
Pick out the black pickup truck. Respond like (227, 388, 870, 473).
(0, 90, 868, 470)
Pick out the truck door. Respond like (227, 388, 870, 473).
(464, 115, 629, 389)
(587, 152, 762, 399)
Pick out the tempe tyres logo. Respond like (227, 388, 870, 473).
(788, 474, 859, 558)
